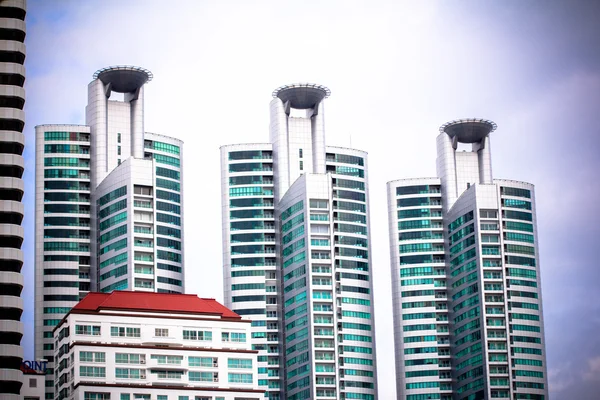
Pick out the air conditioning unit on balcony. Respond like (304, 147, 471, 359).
(140, 359, 146, 364)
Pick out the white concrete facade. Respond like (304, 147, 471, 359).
(0, 0, 27, 398)
(388, 119, 548, 400)
(35, 67, 184, 399)
(220, 84, 378, 400)
(52, 293, 262, 400)
(21, 372, 45, 400)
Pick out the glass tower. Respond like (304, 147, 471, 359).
(34, 67, 184, 398)
(221, 84, 378, 400)
(0, 0, 26, 397)
(388, 119, 548, 400)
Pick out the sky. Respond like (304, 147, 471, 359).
(20, 0, 600, 398)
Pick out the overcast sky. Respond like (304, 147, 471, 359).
(21, 1, 600, 398)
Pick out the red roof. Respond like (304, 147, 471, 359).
(73, 291, 241, 319)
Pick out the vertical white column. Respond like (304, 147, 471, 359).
(477, 136, 493, 184)
(127, 85, 145, 159)
(311, 101, 326, 174)
(436, 132, 458, 210)
(86, 79, 108, 188)
(269, 98, 290, 201)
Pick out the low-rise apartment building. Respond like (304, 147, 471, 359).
(53, 291, 263, 400)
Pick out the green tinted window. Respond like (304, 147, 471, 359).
(156, 167, 180, 180)
(157, 178, 180, 192)
(100, 238, 127, 255)
(98, 199, 127, 219)
(501, 187, 531, 198)
(157, 225, 181, 238)
(101, 279, 128, 292)
(98, 186, 127, 206)
(99, 211, 127, 231)
(157, 201, 180, 215)
(99, 225, 127, 244)
(157, 189, 180, 203)
(99, 252, 127, 269)
(44, 157, 88, 167)
(157, 250, 181, 263)
(153, 153, 180, 167)
(229, 150, 271, 160)
(147, 141, 180, 154)
(157, 213, 181, 226)
(44, 169, 80, 179)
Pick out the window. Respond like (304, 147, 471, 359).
(75, 325, 101, 336)
(310, 199, 328, 209)
(480, 209, 498, 219)
(501, 186, 531, 198)
(153, 370, 184, 379)
(111, 326, 141, 338)
(120, 395, 130, 400)
(84, 393, 111, 400)
(228, 373, 253, 383)
(147, 141, 180, 155)
(299, 148, 303, 158)
(80, 366, 106, 378)
(115, 353, 144, 364)
(155, 328, 169, 337)
(222, 332, 247, 343)
(228, 358, 253, 369)
(115, 368, 145, 379)
(80, 351, 105, 363)
(153, 153, 180, 167)
(29, 378, 36, 387)
(189, 371, 217, 382)
(183, 330, 212, 341)
(189, 357, 216, 367)
(150, 355, 183, 365)
(299, 160, 303, 171)
(98, 186, 127, 206)
(157, 178, 180, 192)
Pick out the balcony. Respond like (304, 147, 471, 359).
(134, 201, 153, 209)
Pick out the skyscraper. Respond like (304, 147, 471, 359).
(0, 0, 26, 397)
(388, 119, 547, 400)
(35, 66, 184, 398)
(221, 84, 378, 400)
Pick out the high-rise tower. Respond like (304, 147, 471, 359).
(0, 0, 26, 398)
(221, 84, 378, 400)
(388, 119, 547, 400)
(35, 67, 184, 398)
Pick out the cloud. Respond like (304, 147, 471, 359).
(549, 356, 600, 399)
(548, 362, 575, 393)
(584, 356, 600, 382)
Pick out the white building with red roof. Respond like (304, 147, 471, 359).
(52, 291, 263, 400)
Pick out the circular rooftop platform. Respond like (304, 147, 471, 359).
(272, 83, 331, 109)
(93, 66, 153, 93)
(440, 118, 497, 143)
